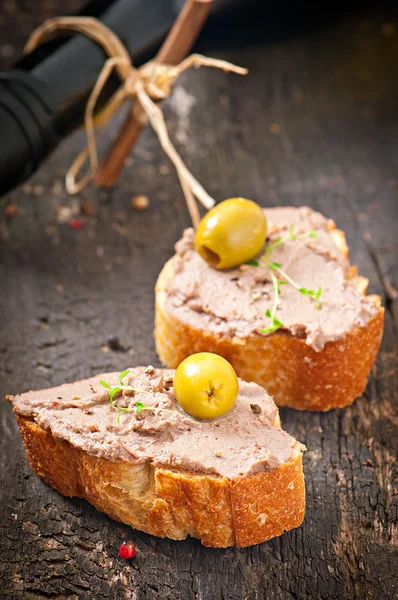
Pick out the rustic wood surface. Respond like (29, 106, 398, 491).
(0, 3, 397, 599)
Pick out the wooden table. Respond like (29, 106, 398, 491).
(1, 4, 397, 599)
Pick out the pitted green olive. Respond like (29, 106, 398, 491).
(194, 198, 267, 269)
(173, 352, 239, 419)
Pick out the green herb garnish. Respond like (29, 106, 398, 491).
(100, 370, 175, 422)
(265, 226, 317, 254)
(270, 264, 323, 310)
(298, 286, 322, 309)
(250, 225, 322, 333)
(246, 259, 260, 267)
(259, 271, 284, 333)
(100, 369, 151, 420)
(100, 369, 149, 403)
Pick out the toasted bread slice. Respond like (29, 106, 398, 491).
(154, 207, 384, 411)
(8, 369, 305, 548)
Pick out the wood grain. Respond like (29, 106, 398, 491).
(0, 5, 397, 600)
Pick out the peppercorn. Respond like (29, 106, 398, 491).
(119, 542, 136, 560)
(69, 219, 85, 229)
(106, 335, 123, 351)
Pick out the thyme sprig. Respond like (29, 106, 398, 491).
(259, 271, 284, 333)
(100, 369, 149, 403)
(274, 265, 322, 309)
(100, 369, 175, 422)
(249, 225, 323, 333)
(249, 226, 317, 267)
(265, 224, 317, 254)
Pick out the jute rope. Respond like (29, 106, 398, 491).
(25, 17, 248, 226)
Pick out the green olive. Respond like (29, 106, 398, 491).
(173, 352, 239, 419)
(194, 198, 267, 270)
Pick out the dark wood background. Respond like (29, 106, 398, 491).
(0, 2, 397, 599)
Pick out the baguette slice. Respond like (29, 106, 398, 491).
(8, 368, 305, 548)
(155, 207, 384, 411)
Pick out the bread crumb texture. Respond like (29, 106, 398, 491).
(16, 416, 305, 547)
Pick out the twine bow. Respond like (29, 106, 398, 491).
(25, 17, 248, 227)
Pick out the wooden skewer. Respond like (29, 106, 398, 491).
(95, 0, 212, 188)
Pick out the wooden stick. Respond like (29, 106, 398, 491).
(95, 0, 212, 188)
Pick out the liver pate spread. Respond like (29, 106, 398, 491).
(10, 368, 303, 479)
(165, 206, 379, 351)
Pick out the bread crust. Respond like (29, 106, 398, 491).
(15, 415, 305, 548)
(155, 259, 384, 411)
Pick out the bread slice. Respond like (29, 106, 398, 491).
(8, 369, 305, 548)
(154, 207, 384, 411)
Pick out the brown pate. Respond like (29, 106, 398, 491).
(8, 367, 303, 479)
(164, 206, 379, 351)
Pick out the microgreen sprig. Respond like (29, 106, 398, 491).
(259, 271, 284, 333)
(100, 369, 149, 403)
(265, 225, 317, 254)
(100, 369, 152, 421)
(271, 264, 322, 309)
(247, 226, 317, 268)
(246, 259, 260, 267)
(100, 369, 176, 422)
(247, 225, 323, 333)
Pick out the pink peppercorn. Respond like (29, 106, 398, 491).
(119, 542, 136, 560)
(69, 219, 84, 229)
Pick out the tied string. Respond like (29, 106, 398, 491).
(25, 17, 248, 227)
